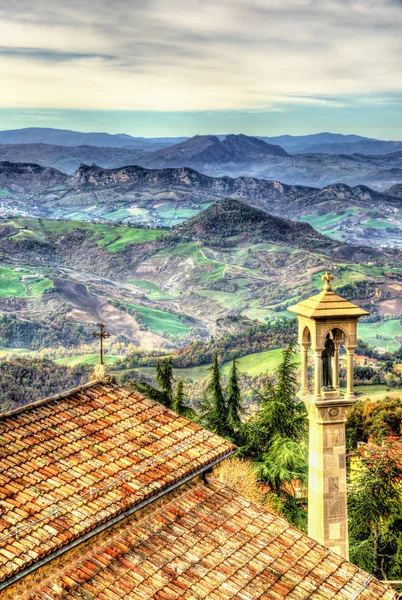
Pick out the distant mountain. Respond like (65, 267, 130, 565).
(0, 143, 146, 174)
(260, 133, 402, 156)
(68, 164, 401, 219)
(2, 133, 402, 189)
(0, 161, 68, 193)
(0, 127, 186, 151)
(175, 198, 330, 250)
(302, 141, 402, 156)
(259, 132, 371, 153)
(386, 184, 402, 198)
(2, 128, 402, 157)
(141, 134, 289, 169)
(2, 161, 401, 248)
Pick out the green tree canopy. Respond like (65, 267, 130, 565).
(349, 444, 402, 580)
(226, 358, 243, 434)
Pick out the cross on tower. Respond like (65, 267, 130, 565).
(92, 323, 111, 365)
(322, 271, 334, 291)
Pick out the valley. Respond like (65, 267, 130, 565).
(1, 200, 402, 363)
(1, 129, 402, 380)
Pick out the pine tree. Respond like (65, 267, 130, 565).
(172, 380, 195, 419)
(132, 357, 174, 408)
(241, 341, 308, 527)
(205, 354, 229, 438)
(156, 357, 174, 407)
(226, 359, 243, 435)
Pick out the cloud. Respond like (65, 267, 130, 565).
(0, 47, 115, 62)
(0, 0, 401, 111)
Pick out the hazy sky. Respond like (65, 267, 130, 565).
(1, 0, 401, 137)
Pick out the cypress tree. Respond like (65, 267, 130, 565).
(132, 357, 174, 408)
(205, 353, 228, 437)
(226, 358, 243, 434)
(172, 380, 195, 419)
(156, 357, 174, 407)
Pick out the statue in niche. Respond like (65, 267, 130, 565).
(322, 334, 335, 388)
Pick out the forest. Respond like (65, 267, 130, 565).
(0, 358, 91, 411)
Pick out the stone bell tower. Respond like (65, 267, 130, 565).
(288, 272, 368, 559)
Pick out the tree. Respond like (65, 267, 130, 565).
(172, 380, 195, 419)
(226, 359, 243, 435)
(132, 357, 174, 408)
(203, 354, 229, 438)
(346, 398, 402, 451)
(241, 342, 308, 528)
(156, 357, 174, 406)
(349, 444, 402, 580)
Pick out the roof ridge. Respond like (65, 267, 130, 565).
(0, 379, 104, 421)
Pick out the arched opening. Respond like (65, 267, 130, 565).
(302, 326, 312, 345)
(321, 328, 345, 392)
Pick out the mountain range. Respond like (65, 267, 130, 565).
(260, 133, 402, 155)
(0, 127, 186, 151)
(1, 132, 401, 189)
(2, 127, 402, 155)
(1, 161, 402, 248)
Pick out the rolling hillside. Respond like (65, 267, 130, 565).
(1, 162, 402, 247)
(1, 202, 402, 359)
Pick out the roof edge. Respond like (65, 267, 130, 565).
(0, 379, 103, 421)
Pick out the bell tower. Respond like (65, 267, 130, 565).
(288, 272, 368, 559)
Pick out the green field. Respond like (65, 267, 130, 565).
(355, 385, 391, 396)
(126, 279, 175, 300)
(312, 268, 366, 290)
(223, 348, 290, 377)
(300, 209, 357, 231)
(56, 354, 123, 366)
(0, 266, 53, 298)
(127, 303, 189, 335)
(364, 218, 393, 230)
(119, 348, 293, 383)
(104, 209, 133, 220)
(358, 320, 402, 352)
(4, 217, 167, 253)
(105, 229, 165, 252)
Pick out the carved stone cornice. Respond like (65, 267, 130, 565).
(301, 395, 357, 424)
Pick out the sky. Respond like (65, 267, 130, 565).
(0, 0, 401, 138)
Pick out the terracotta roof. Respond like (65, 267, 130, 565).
(0, 381, 235, 585)
(288, 289, 369, 319)
(19, 480, 397, 600)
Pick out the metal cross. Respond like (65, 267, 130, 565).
(322, 271, 334, 290)
(92, 323, 111, 365)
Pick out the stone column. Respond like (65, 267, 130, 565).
(306, 400, 353, 559)
(314, 350, 323, 399)
(333, 342, 340, 391)
(301, 343, 309, 395)
(345, 348, 355, 400)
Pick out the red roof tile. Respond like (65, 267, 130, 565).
(0, 381, 235, 584)
(18, 480, 397, 600)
